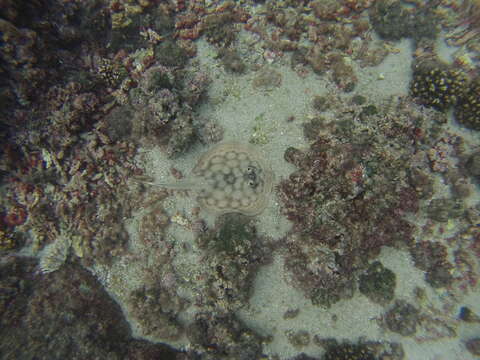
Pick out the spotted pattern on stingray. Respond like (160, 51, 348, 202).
(191, 143, 274, 215)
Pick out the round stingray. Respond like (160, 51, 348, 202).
(192, 143, 274, 216)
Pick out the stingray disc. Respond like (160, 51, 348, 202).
(192, 143, 274, 216)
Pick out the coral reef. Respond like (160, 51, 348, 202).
(284, 236, 355, 307)
(1, 0, 479, 359)
(0, 5, 221, 354)
(108, 1, 175, 53)
(195, 214, 271, 312)
(155, 40, 190, 68)
(410, 60, 468, 111)
(186, 313, 265, 359)
(127, 285, 185, 341)
(329, 53, 357, 92)
(426, 198, 465, 222)
(323, 342, 375, 360)
(279, 98, 423, 306)
(454, 75, 480, 130)
(130, 63, 211, 158)
(381, 288, 458, 342)
(370, 0, 438, 42)
(0, 0, 109, 107)
(410, 240, 454, 288)
(0, 0, 145, 268)
(370, 0, 409, 40)
(286, 329, 311, 349)
(173, 1, 249, 46)
(314, 338, 404, 360)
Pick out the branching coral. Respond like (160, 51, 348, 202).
(39, 233, 71, 274)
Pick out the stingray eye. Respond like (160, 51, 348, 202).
(248, 179, 257, 188)
(246, 166, 255, 174)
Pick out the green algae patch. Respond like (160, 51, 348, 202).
(212, 214, 257, 255)
(359, 261, 396, 305)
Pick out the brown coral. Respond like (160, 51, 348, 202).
(3, 205, 28, 227)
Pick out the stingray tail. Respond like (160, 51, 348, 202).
(131, 176, 194, 190)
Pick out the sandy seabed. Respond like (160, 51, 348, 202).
(89, 32, 480, 360)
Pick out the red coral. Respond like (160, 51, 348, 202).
(396, 186, 420, 214)
(175, 13, 199, 29)
(177, 26, 200, 40)
(4, 205, 28, 227)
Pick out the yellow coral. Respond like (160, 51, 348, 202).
(111, 12, 131, 29)
(0, 230, 15, 250)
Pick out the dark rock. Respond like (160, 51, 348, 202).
(466, 151, 480, 177)
(0, 257, 179, 359)
(459, 306, 480, 323)
(466, 338, 480, 356)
